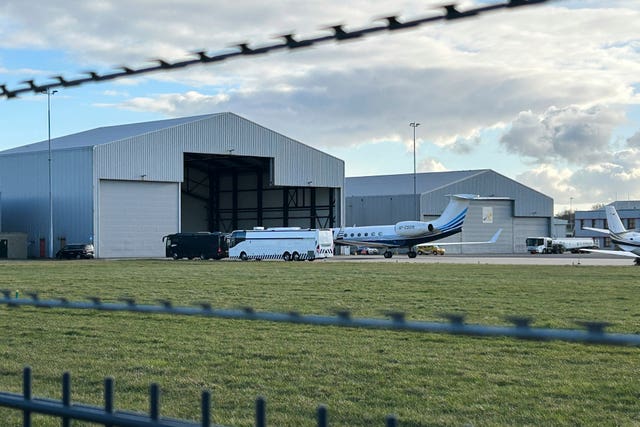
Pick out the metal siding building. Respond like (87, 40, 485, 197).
(346, 170, 552, 254)
(574, 200, 640, 249)
(0, 113, 344, 258)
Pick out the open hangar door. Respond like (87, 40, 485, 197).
(97, 180, 180, 258)
(182, 153, 337, 233)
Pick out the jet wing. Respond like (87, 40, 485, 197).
(334, 239, 400, 248)
(581, 248, 639, 258)
(582, 227, 610, 235)
(417, 229, 502, 247)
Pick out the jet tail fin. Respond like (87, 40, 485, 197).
(432, 194, 477, 231)
(605, 206, 627, 233)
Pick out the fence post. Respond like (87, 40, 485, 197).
(386, 414, 398, 427)
(256, 396, 266, 427)
(23, 366, 31, 427)
(201, 390, 211, 427)
(104, 377, 114, 427)
(317, 404, 328, 427)
(150, 383, 160, 421)
(62, 372, 71, 427)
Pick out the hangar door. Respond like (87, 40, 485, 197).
(98, 180, 179, 258)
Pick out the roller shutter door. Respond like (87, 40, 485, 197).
(98, 180, 179, 258)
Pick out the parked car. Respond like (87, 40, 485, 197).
(416, 245, 445, 256)
(355, 246, 379, 255)
(56, 243, 95, 259)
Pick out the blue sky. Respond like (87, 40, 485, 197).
(1, 1, 639, 213)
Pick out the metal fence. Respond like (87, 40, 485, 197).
(2, 292, 639, 426)
(1, 367, 399, 427)
(2, 292, 640, 346)
(1, 0, 550, 99)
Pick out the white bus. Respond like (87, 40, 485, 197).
(228, 227, 334, 261)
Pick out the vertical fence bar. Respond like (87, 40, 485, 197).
(150, 383, 160, 421)
(23, 366, 31, 427)
(201, 390, 211, 427)
(104, 377, 114, 427)
(256, 396, 266, 427)
(62, 372, 71, 427)
(317, 405, 328, 427)
(386, 414, 397, 427)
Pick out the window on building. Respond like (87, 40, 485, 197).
(591, 219, 596, 227)
(580, 219, 585, 229)
(628, 218, 636, 229)
(604, 219, 608, 229)
(604, 237, 612, 248)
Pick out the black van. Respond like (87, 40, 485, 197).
(162, 232, 228, 260)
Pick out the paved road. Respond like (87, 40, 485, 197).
(327, 253, 637, 266)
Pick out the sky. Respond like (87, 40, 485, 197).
(1, 0, 639, 214)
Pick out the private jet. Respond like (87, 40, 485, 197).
(333, 194, 502, 258)
(582, 205, 640, 265)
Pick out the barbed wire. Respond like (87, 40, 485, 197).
(2, 291, 639, 347)
(1, 0, 550, 100)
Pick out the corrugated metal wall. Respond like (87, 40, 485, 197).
(427, 200, 511, 254)
(421, 170, 552, 218)
(94, 113, 344, 188)
(0, 148, 94, 257)
(513, 217, 550, 253)
(346, 194, 417, 226)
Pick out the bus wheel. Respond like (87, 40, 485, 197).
(282, 252, 291, 261)
(384, 251, 393, 259)
(292, 252, 300, 261)
(240, 252, 248, 261)
(200, 254, 207, 260)
(172, 253, 179, 260)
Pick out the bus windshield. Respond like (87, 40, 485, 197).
(525, 238, 544, 246)
(228, 231, 246, 248)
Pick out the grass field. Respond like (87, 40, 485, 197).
(0, 259, 639, 426)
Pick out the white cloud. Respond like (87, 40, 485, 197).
(516, 164, 576, 200)
(2, 0, 640, 210)
(418, 157, 448, 173)
(500, 105, 626, 165)
(628, 131, 640, 148)
(102, 91, 230, 115)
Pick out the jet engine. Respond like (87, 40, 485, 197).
(394, 221, 436, 237)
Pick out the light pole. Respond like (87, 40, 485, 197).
(569, 197, 574, 236)
(45, 89, 58, 258)
(409, 122, 420, 220)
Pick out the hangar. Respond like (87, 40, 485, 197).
(345, 170, 553, 254)
(0, 113, 344, 258)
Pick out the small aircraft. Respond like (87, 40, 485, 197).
(582, 205, 640, 265)
(333, 194, 502, 258)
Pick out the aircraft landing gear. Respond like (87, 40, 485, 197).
(408, 251, 417, 258)
(384, 251, 393, 259)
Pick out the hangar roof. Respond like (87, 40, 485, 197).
(345, 170, 486, 197)
(0, 113, 222, 155)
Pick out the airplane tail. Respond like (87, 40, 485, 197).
(431, 194, 477, 232)
(605, 205, 626, 234)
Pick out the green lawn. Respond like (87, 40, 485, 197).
(0, 260, 639, 426)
